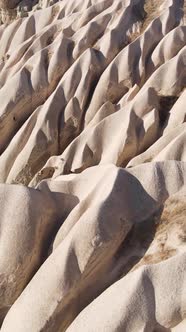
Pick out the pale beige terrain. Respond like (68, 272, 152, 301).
(0, 0, 185, 331)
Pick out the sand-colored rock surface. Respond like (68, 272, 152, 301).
(0, 0, 185, 331)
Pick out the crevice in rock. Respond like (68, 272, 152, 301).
(158, 95, 178, 128)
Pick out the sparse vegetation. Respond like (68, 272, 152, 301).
(133, 194, 186, 270)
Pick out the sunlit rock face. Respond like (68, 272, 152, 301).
(0, 0, 185, 331)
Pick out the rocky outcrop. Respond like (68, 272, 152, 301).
(0, 0, 185, 331)
(0, 0, 57, 24)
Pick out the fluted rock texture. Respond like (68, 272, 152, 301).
(0, 0, 186, 331)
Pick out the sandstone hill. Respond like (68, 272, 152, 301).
(0, 0, 185, 331)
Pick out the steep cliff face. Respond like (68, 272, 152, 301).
(0, 1, 186, 331)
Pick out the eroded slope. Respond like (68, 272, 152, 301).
(0, 0, 185, 331)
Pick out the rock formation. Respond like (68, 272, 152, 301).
(0, 0, 185, 331)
